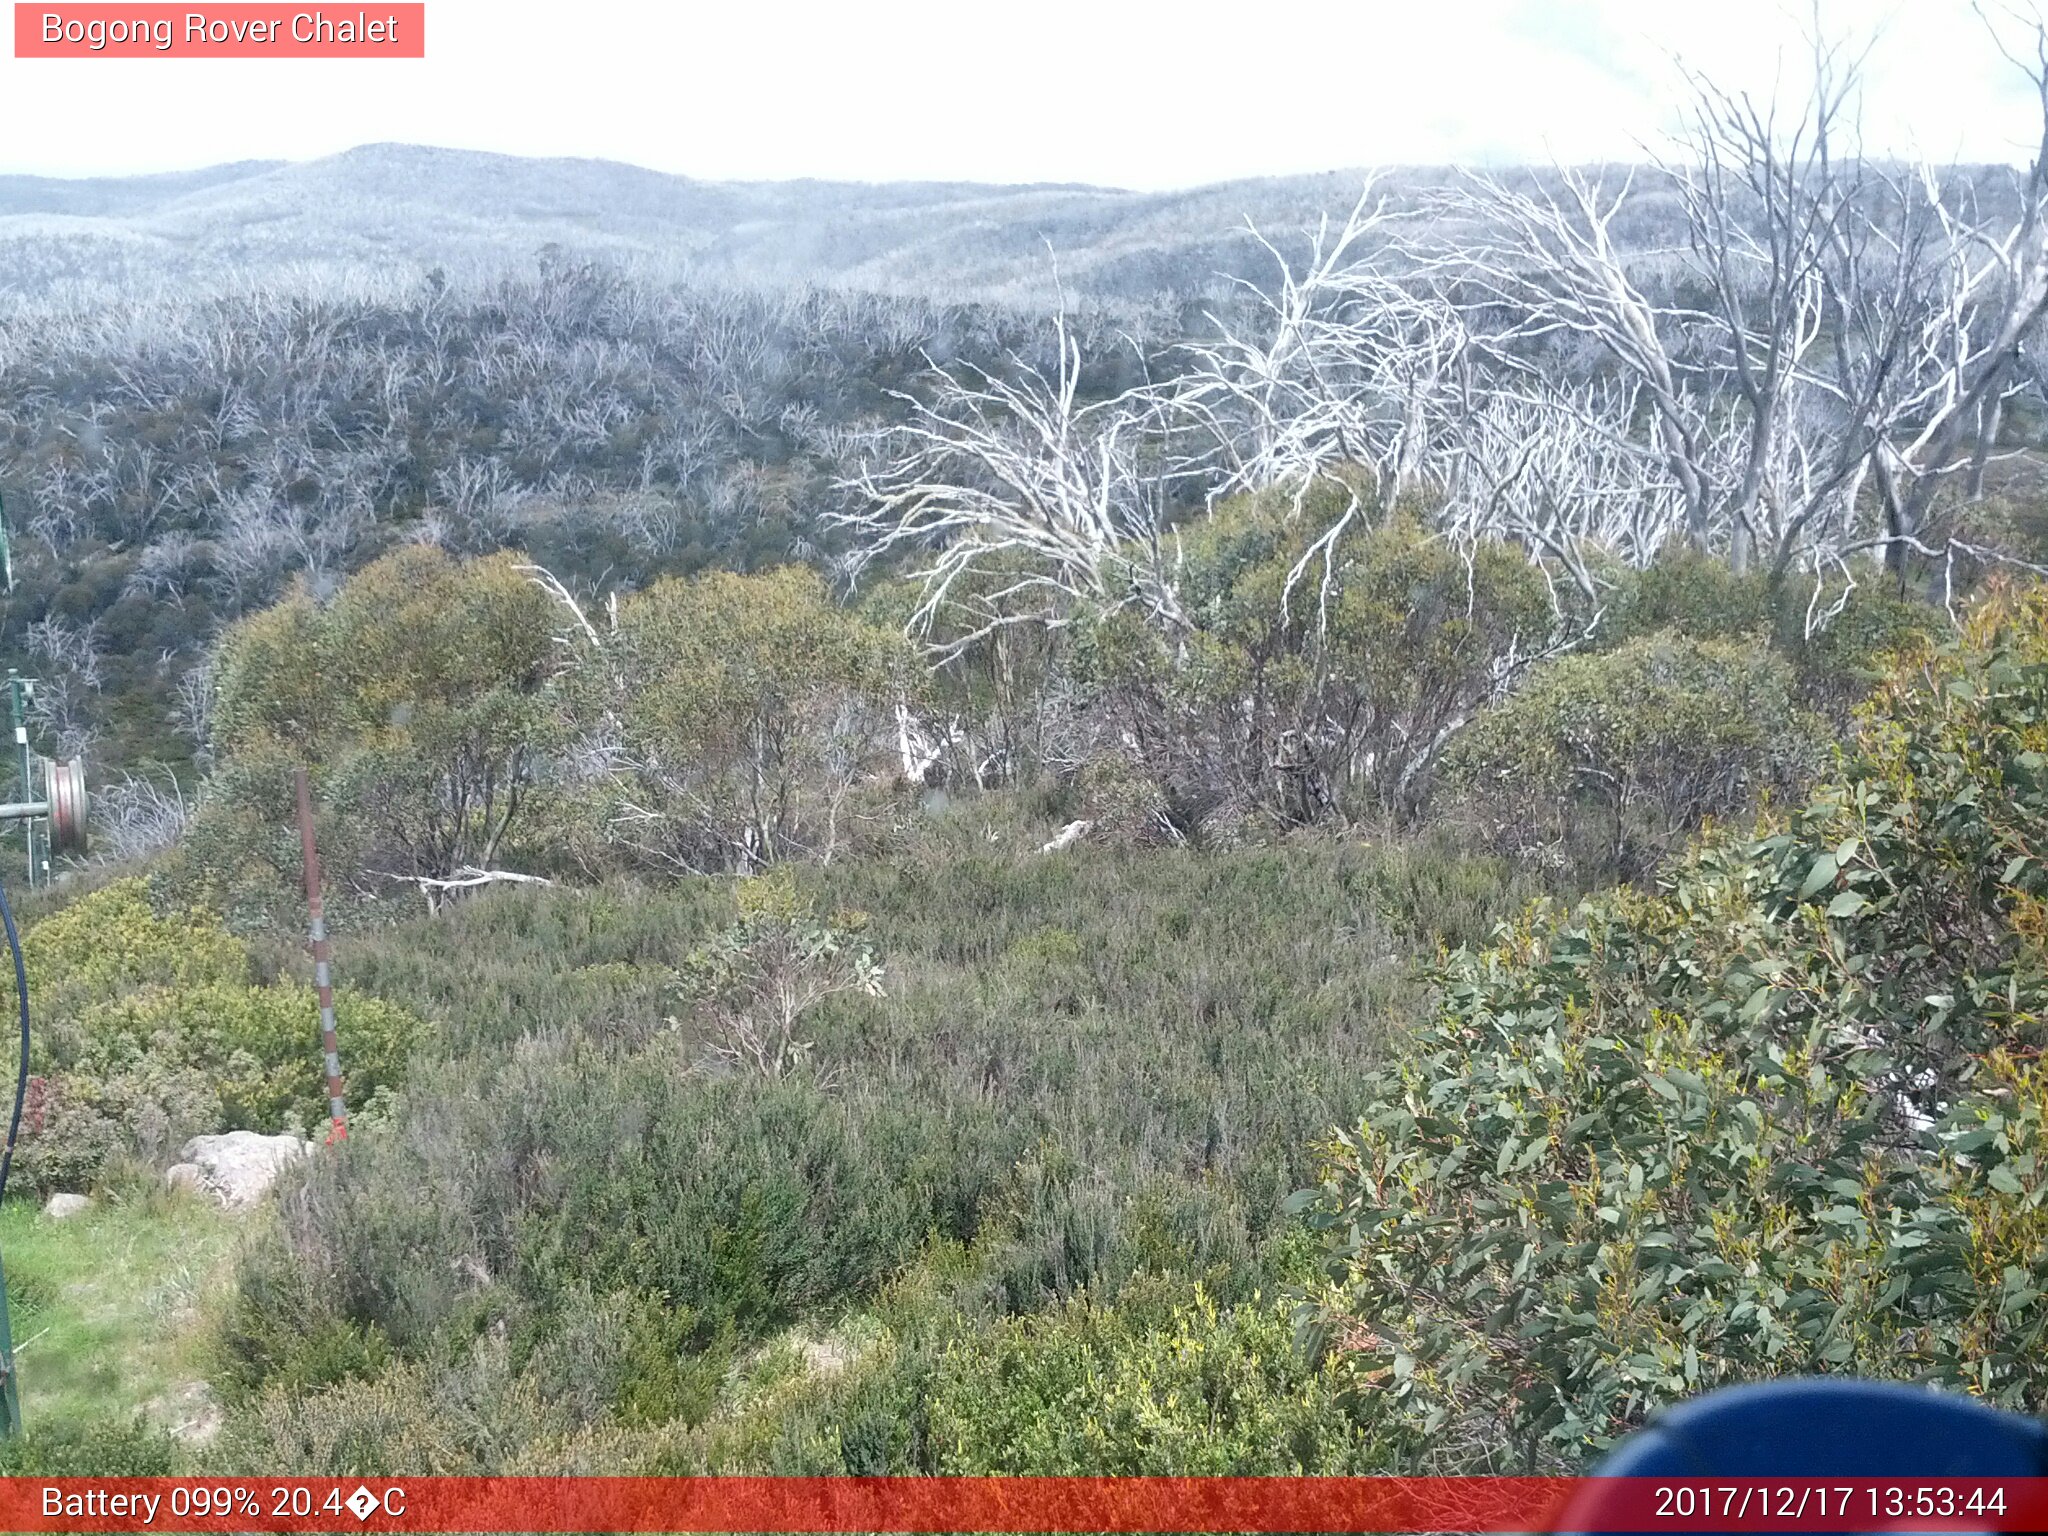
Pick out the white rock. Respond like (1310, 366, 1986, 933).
(177, 1130, 314, 1209)
(41, 1192, 91, 1219)
(163, 1163, 204, 1194)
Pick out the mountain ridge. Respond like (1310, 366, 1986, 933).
(0, 142, 1394, 303)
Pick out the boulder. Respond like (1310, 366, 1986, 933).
(177, 1130, 315, 1209)
(41, 1192, 91, 1219)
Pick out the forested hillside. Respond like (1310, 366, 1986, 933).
(0, 269, 1176, 784)
(5, 15, 2048, 1481)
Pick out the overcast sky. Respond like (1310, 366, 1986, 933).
(2, 0, 2045, 186)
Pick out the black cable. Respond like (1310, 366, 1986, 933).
(0, 879, 27, 1206)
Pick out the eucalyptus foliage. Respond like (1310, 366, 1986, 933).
(1301, 586, 2048, 1462)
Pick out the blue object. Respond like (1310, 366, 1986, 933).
(1552, 1379, 2048, 1534)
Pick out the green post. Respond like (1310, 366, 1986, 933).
(0, 494, 21, 1436)
(0, 1247, 20, 1437)
(5, 676, 31, 892)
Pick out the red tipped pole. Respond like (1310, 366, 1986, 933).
(295, 768, 348, 1144)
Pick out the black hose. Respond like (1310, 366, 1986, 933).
(0, 880, 27, 1206)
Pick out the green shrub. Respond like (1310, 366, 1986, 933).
(16, 877, 245, 1018)
(1070, 751, 1176, 845)
(666, 1235, 1389, 1477)
(515, 1286, 727, 1430)
(188, 547, 563, 915)
(219, 1335, 596, 1476)
(0, 1416, 177, 1475)
(3, 879, 424, 1192)
(1781, 580, 1934, 717)
(1446, 631, 1820, 880)
(675, 871, 882, 1080)
(65, 981, 418, 1135)
(861, 564, 1065, 796)
(213, 1225, 398, 1403)
(1602, 550, 1776, 644)
(923, 1278, 1387, 1473)
(569, 566, 914, 874)
(22, 1065, 222, 1191)
(1066, 501, 1559, 832)
(214, 1037, 983, 1384)
(1601, 551, 1932, 719)
(1301, 584, 2048, 1466)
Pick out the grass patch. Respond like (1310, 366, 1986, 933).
(0, 1190, 239, 1436)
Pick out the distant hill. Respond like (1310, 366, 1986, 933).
(0, 143, 1430, 304)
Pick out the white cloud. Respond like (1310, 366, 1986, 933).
(0, 0, 2038, 184)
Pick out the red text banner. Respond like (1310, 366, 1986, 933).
(6, 1477, 2048, 1533)
(14, 5, 424, 57)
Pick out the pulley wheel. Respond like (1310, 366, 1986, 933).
(39, 756, 87, 857)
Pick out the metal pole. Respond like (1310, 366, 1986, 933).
(0, 871, 29, 1440)
(6, 676, 32, 891)
(294, 769, 348, 1144)
(0, 1248, 21, 1438)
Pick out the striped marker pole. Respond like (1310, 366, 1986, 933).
(294, 768, 348, 1144)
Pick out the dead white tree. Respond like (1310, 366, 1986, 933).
(1867, 147, 2048, 573)
(1440, 13, 2048, 588)
(1664, 41, 1882, 575)
(25, 615, 103, 695)
(1167, 182, 1465, 506)
(1153, 185, 1481, 621)
(1437, 380, 1688, 597)
(91, 770, 191, 864)
(835, 307, 1183, 658)
(1443, 163, 1734, 556)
